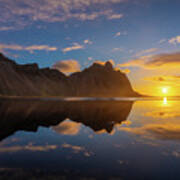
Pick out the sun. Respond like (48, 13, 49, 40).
(162, 87, 168, 94)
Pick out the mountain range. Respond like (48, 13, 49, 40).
(0, 53, 140, 97)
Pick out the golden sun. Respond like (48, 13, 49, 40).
(162, 87, 168, 94)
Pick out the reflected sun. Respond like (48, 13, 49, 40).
(163, 97, 168, 105)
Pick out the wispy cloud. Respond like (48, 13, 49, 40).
(0, 0, 125, 28)
(114, 31, 127, 37)
(0, 43, 57, 53)
(144, 75, 180, 86)
(119, 52, 180, 69)
(169, 36, 180, 45)
(135, 48, 158, 57)
(61, 143, 93, 157)
(62, 43, 84, 53)
(119, 123, 180, 141)
(115, 32, 121, 37)
(107, 13, 123, 19)
(84, 39, 93, 45)
(0, 26, 14, 31)
(112, 47, 124, 52)
(52, 59, 81, 73)
(0, 143, 57, 153)
(158, 38, 166, 44)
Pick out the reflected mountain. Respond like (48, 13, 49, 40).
(0, 98, 133, 141)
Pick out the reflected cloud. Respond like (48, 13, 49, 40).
(116, 99, 180, 141)
(0, 143, 57, 153)
(145, 111, 180, 118)
(61, 143, 93, 157)
(119, 123, 180, 141)
(53, 119, 81, 136)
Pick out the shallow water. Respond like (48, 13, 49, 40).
(0, 97, 180, 179)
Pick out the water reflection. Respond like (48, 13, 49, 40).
(0, 98, 180, 179)
(0, 99, 133, 142)
(163, 97, 168, 106)
(119, 98, 180, 141)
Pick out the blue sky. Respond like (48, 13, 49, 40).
(0, 0, 180, 95)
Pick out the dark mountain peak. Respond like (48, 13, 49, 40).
(104, 61, 113, 71)
(85, 61, 114, 73)
(91, 62, 103, 68)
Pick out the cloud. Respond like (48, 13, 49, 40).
(0, 143, 57, 153)
(62, 143, 84, 152)
(52, 59, 81, 73)
(120, 124, 180, 141)
(0, 26, 14, 31)
(114, 31, 127, 37)
(0, 0, 125, 28)
(145, 111, 180, 119)
(144, 75, 180, 83)
(61, 143, 93, 156)
(0, 43, 57, 53)
(112, 47, 124, 52)
(143, 75, 180, 88)
(62, 43, 84, 53)
(135, 48, 158, 57)
(115, 32, 121, 37)
(158, 38, 166, 44)
(94, 59, 115, 66)
(25, 45, 57, 53)
(119, 52, 180, 69)
(107, 13, 123, 19)
(84, 39, 93, 45)
(120, 68, 131, 74)
(169, 36, 180, 45)
(53, 119, 81, 135)
(88, 57, 93, 61)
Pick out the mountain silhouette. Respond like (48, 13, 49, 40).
(0, 53, 140, 97)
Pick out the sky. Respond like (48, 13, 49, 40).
(0, 0, 180, 96)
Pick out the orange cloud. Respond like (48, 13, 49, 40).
(84, 39, 93, 45)
(144, 75, 180, 86)
(119, 52, 180, 69)
(145, 110, 180, 118)
(94, 59, 115, 66)
(0, 43, 57, 53)
(0, 143, 57, 153)
(52, 60, 81, 73)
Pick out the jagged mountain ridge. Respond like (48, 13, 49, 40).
(0, 53, 140, 97)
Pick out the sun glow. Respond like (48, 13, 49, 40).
(162, 87, 168, 94)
